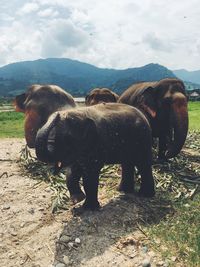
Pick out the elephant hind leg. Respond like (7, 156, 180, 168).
(118, 163, 135, 193)
(137, 163, 155, 197)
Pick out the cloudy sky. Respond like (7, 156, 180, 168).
(0, 0, 200, 70)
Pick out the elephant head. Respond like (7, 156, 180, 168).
(35, 111, 97, 166)
(119, 78, 188, 159)
(85, 88, 119, 106)
(14, 84, 76, 148)
(155, 79, 188, 158)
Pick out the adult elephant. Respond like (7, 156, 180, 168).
(14, 84, 76, 148)
(85, 88, 119, 106)
(118, 78, 188, 160)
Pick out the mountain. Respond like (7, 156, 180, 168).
(173, 69, 200, 85)
(0, 58, 176, 96)
(182, 81, 200, 91)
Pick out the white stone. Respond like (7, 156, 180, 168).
(63, 255, 70, 265)
(75, 238, 81, 244)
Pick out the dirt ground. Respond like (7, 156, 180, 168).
(0, 138, 180, 267)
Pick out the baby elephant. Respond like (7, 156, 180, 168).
(85, 88, 119, 106)
(35, 103, 155, 211)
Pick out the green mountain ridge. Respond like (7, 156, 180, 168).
(0, 58, 176, 96)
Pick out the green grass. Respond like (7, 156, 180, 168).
(0, 111, 24, 138)
(188, 101, 200, 130)
(146, 194, 200, 266)
(0, 101, 199, 138)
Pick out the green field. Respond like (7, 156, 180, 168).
(0, 101, 199, 138)
(188, 101, 200, 130)
(0, 111, 24, 138)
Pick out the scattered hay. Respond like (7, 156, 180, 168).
(19, 145, 70, 213)
(19, 131, 200, 212)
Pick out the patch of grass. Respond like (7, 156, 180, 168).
(188, 101, 200, 130)
(146, 194, 200, 266)
(144, 130, 200, 266)
(0, 101, 199, 138)
(0, 111, 24, 138)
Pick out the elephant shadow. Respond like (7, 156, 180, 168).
(54, 192, 173, 266)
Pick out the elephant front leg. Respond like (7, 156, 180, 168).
(66, 163, 85, 204)
(118, 163, 135, 193)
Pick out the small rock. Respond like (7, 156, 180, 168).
(141, 246, 148, 253)
(129, 252, 137, 258)
(63, 255, 70, 265)
(171, 256, 177, 262)
(8, 252, 15, 259)
(28, 208, 35, 214)
(11, 232, 17, 236)
(38, 208, 45, 211)
(75, 238, 81, 244)
(163, 262, 169, 267)
(148, 251, 155, 258)
(157, 261, 164, 266)
(2, 204, 10, 210)
(55, 263, 66, 267)
(60, 235, 71, 243)
(142, 258, 151, 267)
(68, 242, 74, 248)
(45, 188, 52, 193)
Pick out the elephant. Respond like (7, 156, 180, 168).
(118, 78, 188, 160)
(35, 103, 155, 211)
(85, 88, 119, 106)
(14, 84, 76, 148)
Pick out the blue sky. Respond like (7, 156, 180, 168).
(0, 0, 200, 70)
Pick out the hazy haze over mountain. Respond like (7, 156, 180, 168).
(173, 69, 200, 85)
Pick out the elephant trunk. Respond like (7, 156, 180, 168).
(35, 113, 60, 163)
(165, 93, 188, 158)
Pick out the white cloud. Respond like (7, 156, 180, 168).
(37, 8, 59, 17)
(0, 0, 200, 70)
(41, 19, 90, 58)
(19, 2, 39, 15)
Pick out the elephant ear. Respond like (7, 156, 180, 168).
(85, 94, 91, 106)
(14, 93, 27, 112)
(66, 116, 97, 146)
(111, 92, 119, 102)
(139, 86, 157, 118)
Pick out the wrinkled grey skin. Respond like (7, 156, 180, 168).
(35, 103, 155, 212)
(119, 78, 188, 160)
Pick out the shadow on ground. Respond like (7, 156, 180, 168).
(54, 191, 173, 266)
